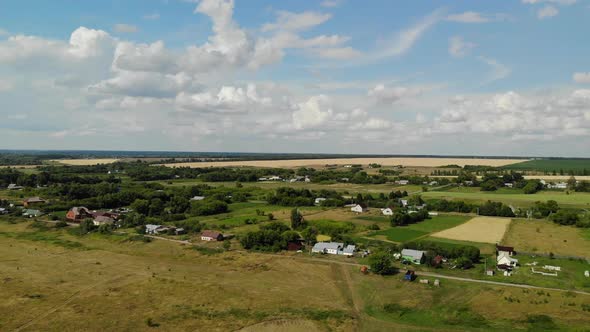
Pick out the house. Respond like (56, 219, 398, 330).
(381, 208, 393, 216)
(145, 224, 163, 235)
(342, 245, 356, 256)
(312, 242, 342, 255)
(400, 199, 408, 207)
(504, 183, 514, 188)
(497, 252, 518, 268)
(496, 245, 515, 256)
(7, 183, 23, 190)
(396, 180, 409, 185)
(0, 207, 8, 215)
(486, 270, 495, 276)
(315, 198, 327, 206)
(547, 182, 567, 189)
(429, 181, 438, 186)
(91, 210, 120, 220)
(401, 249, 426, 265)
(93, 215, 115, 226)
(23, 197, 46, 208)
(351, 204, 365, 213)
(428, 212, 439, 216)
(22, 209, 43, 218)
(201, 230, 223, 241)
(66, 206, 93, 222)
(190, 196, 206, 201)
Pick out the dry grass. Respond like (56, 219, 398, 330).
(239, 319, 323, 332)
(50, 159, 119, 165)
(159, 157, 527, 169)
(430, 216, 512, 244)
(503, 219, 590, 257)
(523, 175, 590, 181)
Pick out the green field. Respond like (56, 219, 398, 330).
(371, 214, 472, 243)
(423, 190, 590, 208)
(503, 159, 590, 174)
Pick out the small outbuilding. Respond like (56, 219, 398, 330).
(401, 249, 426, 265)
(23, 197, 46, 208)
(201, 230, 223, 241)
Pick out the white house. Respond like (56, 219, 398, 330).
(0, 207, 8, 215)
(145, 224, 162, 235)
(351, 204, 365, 213)
(547, 182, 567, 189)
(190, 196, 205, 201)
(381, 208, 393, 216)
(400, 199, 408, 207)
(311, 242, 355, 256)
(497, 252, 518, 267)
(396, 180, 409, 185)
(504, 183, 514, 188)
(315, 198, 327, 206)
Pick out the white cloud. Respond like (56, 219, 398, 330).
(88, 71, 195, 98)
(113, 24, 139, 33)
(446, 12, 507, 23)
(478, 56, 511, 84)
(372, 9, 443, 60)
(143, 13, 160, 20)
(573, 72, 590, 83)
(368, 84, 422, 105)
(448, 36, 476, 57)
(537, 5, 559, 18)
(311, 46, 361, 59)
(0, 28, 9, 36)
(262, 11, 332, 32)
(176, 84, 271, 113)
(292, 95, 333, 130)
(522, 0, 576, 5)
(320, 0, 341, 8)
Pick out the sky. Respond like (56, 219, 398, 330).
(1, 0, 589, 157)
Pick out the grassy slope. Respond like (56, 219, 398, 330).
(1, 220, 589, 331)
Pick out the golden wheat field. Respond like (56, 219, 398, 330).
(431, 216, 512, 244)
(51, 159, 120, 165)
(160, 157, 527, 169)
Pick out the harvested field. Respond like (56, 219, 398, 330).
(239, 319, 323, 332)
(159, 157, 527, 168)
(430, 216, 512, 244)
(51, 159, 119, 165)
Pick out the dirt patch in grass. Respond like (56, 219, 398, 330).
(430, 216, 511, 244)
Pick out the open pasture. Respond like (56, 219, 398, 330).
(503, 219, 590, 258)
(503, 159, 590, 174)
(431, 216, 512, 244)
(422, 190, 590, 208)
(159, 157, 527, 169)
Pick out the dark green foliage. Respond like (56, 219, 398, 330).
(550, 209, 580, 226)
(190, 200, 228, 216)
(290, 209, 305, 229)
(368, 251, 396, 275)
(403, 240, 480, 265)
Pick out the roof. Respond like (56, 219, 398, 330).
(24, 197, 45, 203)
(312, 242, 343, 251)
(401, 249, 426, 260)
(70, 206, 90, 215)
(190, 196, 206, 201)
(343, 245, 356, 255)
(7, 184, 23, 189)
(201, 230, 222, 238)
(23, 209, 41, 215)
(496, 245, 514, 252)
(145, 224, 162, 231)
(94, 216, 114, 223)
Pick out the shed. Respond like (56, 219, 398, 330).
(401, 249, 426, 265)
(201, 230, 223, 241)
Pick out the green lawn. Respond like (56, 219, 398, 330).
(422, 190, 590, 208)
(371, 214, 472, 243)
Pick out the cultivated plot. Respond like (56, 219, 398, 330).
(430, 216, 512, 244)
(51, 159, 119, 165)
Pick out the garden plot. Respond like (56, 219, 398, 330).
(430, 216, 512, 244)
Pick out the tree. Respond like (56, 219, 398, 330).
(223, 239, 231, 251)
(368, 251, 396, 275)
(301, 226, 319, 245)
(290, 208, 305, 230)
(267, 213, 275, 221)
(79, 218, 96, 235)
(130, 199, 150, 215)
(567, 176, 577, 190)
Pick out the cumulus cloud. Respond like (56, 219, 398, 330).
(368, 84, 422, 105)
(176, 84, 271, 113)
(292, 95, 333, 130)
(573, 72, 590, 84)
(537, 5, 559, 18)
(448, 36, 476, 58)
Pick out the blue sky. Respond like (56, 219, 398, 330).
(0, 0, 589, 156)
